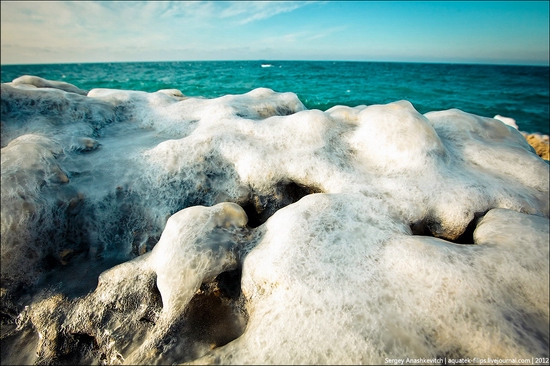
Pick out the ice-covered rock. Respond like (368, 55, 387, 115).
(4, 203, 251, 365)
(150, 202, 247, 317)
(494, 114, 519, 129)
(1, 76, 548, 365)
(193, 200, 549, 364)
(10, 75, 89, 96)
(1, 83, 115, 148)
(0, 134, 81, 291)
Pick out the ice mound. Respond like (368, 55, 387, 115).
(1, 76, 548, 365)
(1, 134, 81, 290)
(150, 202, 247, 317)
(194, 199, 549, 364)
(347, 100, 448, 172)
(9, 75, 89, 96)
(494, 114, 519, 129)
(6, 203, 250, 365)
(1, 83, 115, 148)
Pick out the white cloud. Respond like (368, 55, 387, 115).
(220, 1, 313, 24)
(4, 1, 544, 65)
(1, 1, 195, 63)
(1, 1, 317, 64)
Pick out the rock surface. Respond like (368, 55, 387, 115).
(523, 132, 549, 160)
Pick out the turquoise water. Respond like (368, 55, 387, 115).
(2, 61, 548, 134)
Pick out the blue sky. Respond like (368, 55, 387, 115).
(1, 1, 548, 65)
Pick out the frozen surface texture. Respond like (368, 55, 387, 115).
(1, 77, 548, 365)
(195, 200, 549, 364)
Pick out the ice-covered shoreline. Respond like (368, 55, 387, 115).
(1, 76, 549, 365)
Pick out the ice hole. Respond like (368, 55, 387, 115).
(40, 331, 98, 365)
(241, 181, 323, 228)
(69, 332, 97, 350)
(184, 267, 247, 349)
(410, 212, 487, 244)
(138, 274, 164, 326)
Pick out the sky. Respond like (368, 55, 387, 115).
(1, 1, 549, 66)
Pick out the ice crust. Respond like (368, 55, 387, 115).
(150, 202, 247, 317)
(1, 76, 548, 365)
(196, 199, 549, 364)
(9, 75, 89, 96)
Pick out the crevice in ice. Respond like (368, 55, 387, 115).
(241, 181, 323, 228)
(138, 279, 164, 326)
(183, 267, 247, 349)
(240, 202, 263, 228)
(235, 104, 298, 120)
(69, 332, 98, 350)
(410, 211, 487, 244)
(453, 214, 483, 244)
(35, 330, 99, 365)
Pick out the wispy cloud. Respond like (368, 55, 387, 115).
(1, 2, 193, 57)
(2, 1, 547, 65)
(0, 1, 315, 64)
(1, 1, 311, 44)
(251, 25, 347, 49)
(220, 1, 313, 24)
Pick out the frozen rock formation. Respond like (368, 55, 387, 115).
(494, 114, 519, 129)
(193, 200, 549, 364)
(1, 77, 548, 365)
(494, 114, 549, 160)
(0, 83, 115, 148)
(1, 134, 81, 290)
(8, 203, 249, 365)
(9, 75, 89, 95)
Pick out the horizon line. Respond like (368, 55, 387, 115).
(2, 59, 549, 68)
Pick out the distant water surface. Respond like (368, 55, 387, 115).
(2, 61, 548, 134)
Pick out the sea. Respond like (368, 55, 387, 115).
(1, 60, 549, 135)
(2, 61, 550, 364)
